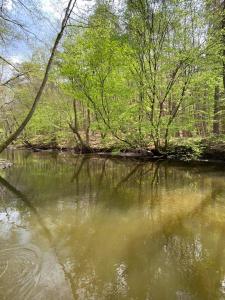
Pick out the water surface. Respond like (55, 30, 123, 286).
(0, 151, 225, 300)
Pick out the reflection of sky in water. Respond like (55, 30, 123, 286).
(115, 262, 128, 296)
(220, 277, 225, 295)
(0, 209, 22, 239)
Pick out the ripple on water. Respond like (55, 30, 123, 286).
(0, 244, 42, 300)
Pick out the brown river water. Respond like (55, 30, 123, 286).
(0, 150, 225, 300)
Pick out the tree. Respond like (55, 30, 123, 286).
(0, 0, 77, 153)
(124, 0, 207, 149)
(60, 2, 136, 148)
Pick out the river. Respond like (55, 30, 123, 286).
(0, 151, 225, 300)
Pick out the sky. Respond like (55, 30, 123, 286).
(1, 0, 95, 64)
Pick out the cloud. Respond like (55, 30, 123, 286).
(40, 0, 95, 20)
(10, 55, 25, 64)
(40, 0, 65, 19)
(4, 0, 13, 11)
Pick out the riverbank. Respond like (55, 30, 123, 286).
(13, 138, 225, 164)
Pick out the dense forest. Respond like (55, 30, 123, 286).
(0, 0, 225, 154)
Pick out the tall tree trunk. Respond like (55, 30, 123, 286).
(213, 85, 220, 135)
(0, 0, 76, 154)
(69, 99, 90, 152)
(221, 1, 225, 134)
(222, 1, 225, 91)
(85, 108, 91, 146)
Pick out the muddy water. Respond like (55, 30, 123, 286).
(0, 151, 225, 300)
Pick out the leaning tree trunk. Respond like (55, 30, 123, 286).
(0, 0, 76, 154)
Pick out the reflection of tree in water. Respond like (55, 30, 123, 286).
(65, 160, 225, 299)
(119, 191, 225, 299)
(4, 152, 222, 209)
(0, 175, 76, 300)
(0, 155, 225, 299)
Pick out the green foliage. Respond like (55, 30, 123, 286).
(1, 0, 225, 150)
